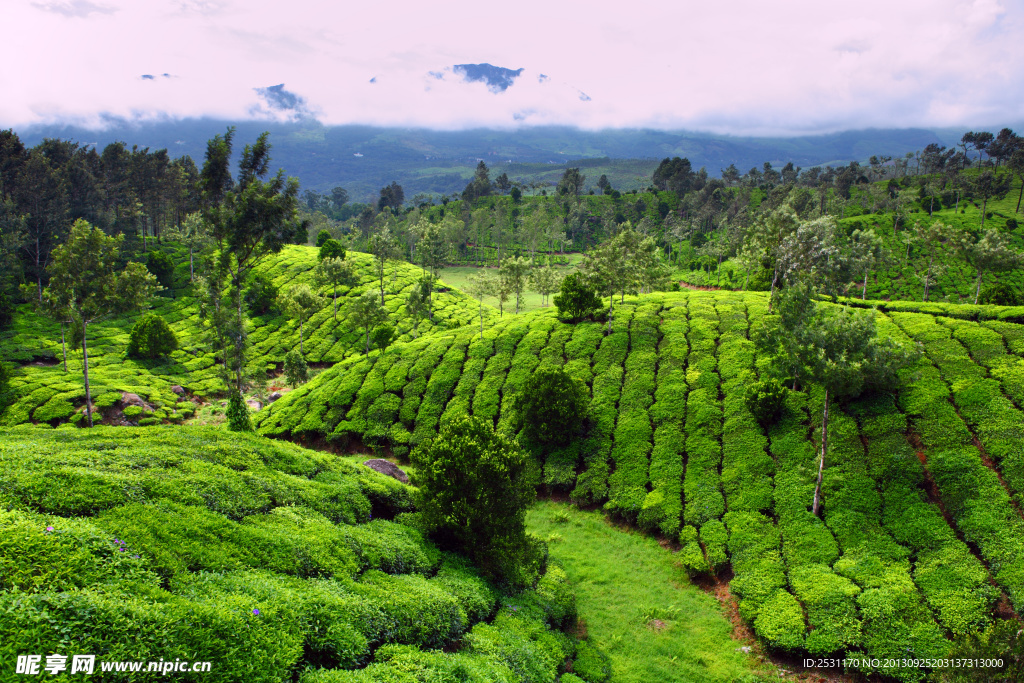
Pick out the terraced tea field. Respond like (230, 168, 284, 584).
(0, 245, 494, 427)
(256, 289, 1024, 680)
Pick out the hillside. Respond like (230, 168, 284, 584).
(14, 120, 951, 201)
(0, 426, 583, 682)
(0, 245, 496, 427)
(255, 288, 1024, 679)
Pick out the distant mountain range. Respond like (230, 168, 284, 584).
(11, 119, 982, 203)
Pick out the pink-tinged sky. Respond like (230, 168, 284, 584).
(3, 0, 1023, 135)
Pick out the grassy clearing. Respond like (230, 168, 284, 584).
(527, 500, 767, 683)
(438, 255, 583, 314)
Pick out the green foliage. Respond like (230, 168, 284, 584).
(126, 313, 179, 359)
(515, 366, 589, 449)
(316, 229, 332, 247)
(554, 272, 601, 322)
(319, 238, 346, 261)
(284, 349, 309, 388)
(411, 415, 538, 586)
(227, 390, 253, 432)
(371, 324, 396, 353)
(146, 250, 176, 289)
(744, 377, 788, 426)
(244, 270, 279, 315)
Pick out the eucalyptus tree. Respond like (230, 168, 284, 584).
(912, 221, 955, 301)
(279, 283, 319, 355)
(368, 222, 400, 306)
(849, 228, 890, 299)
(312, 255, 355, 321)
(756, 284, 918, 516)
(954, 228, 1022, 304)
(352, 290, 387, 354)
(499, 256, 531, 314)
(200, 129, 306, 394)
(43, 220, 157, 427)
(529, 266, 562, 307)
(466, 271, 498, 337)
(970, 171, 1012, 229)
(165, 211, 212, 281)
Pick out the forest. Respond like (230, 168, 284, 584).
(2, 123, 1024, 682)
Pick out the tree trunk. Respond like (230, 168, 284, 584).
(61, 321, 67, 372)
(235, 283, 244, 393)
(333, 286, 338, 321)
(981, 196, 988, 229)
(975, 269, 983, 305)
(82, 321, 93, 428)
(607, 292, 614, 335)
(862, 269, 869, 300)
(479, 302, 484, 338)
(365, 326, 370, 354)
(1016, 179, 1023, 213)
(767, 266, 780, 312)
(299, 319, 304, 355)
(189, 244, 194, 281)
(812, 388, 829, 516)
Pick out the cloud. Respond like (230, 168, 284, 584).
(4, 0, 1024, 135)
(31, 0, 116, 18)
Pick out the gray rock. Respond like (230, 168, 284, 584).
(363, 459, 409, 484)
(268, 391, 283, 402)
(121, 392, 146, 407)
(171, 385, 185, 396)
(246, 399, 262, 411)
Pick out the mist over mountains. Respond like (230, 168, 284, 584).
(12, 118, 962, 202)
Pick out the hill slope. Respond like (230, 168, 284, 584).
(0, 245, 496, 427)
(0, 426, 581, 682)
(256, 289, 1024, 678)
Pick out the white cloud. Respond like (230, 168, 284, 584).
(3, 0, 1023, 135)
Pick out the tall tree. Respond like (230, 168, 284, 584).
(1010, 148, 1024, 214)
(352, 290, 387, 354)
(557, 167, 585, 204)
(415, 218, 448, 321)
(499, 255, 531, 314)
(756, 284, 918, 516)
(368, 222, 400, 305)
(912, 221, 954, 302)
(279, 283, 319, 355)
(970, 171, 1012, 229)
(43, 220, 157, 427)
(165, 211, 212, 281)
(16, 149, 69, 301)
(954, 228, 1022, 304)
(529, 266, 562, 307)
(201, 130, 306, 393)
(312, 255, 355, 321)
(849, 228, 889, 300)
(466, 271, 498, 337)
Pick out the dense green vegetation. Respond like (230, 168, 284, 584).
(0, 427, 590, 682)
(256, 289, 1024, 678)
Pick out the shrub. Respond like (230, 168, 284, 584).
(371, 324, 396, 353)
(126, 313, 179, 359)
(745, 377, 788, 426)
(227, 390, 253, 432)
(319, 239, 346, 261)
(315, 229, 332, 247)
(515, 366, 589, 450)
(411, 415, 538, 586)
(553, 273, 601, 322)
(244, 271, 279, 315)
(1006, 218, 1018, 230)
(145, 250, 175, 289)
(0, 288, 14, 329)
(979, 282, 1023, 306)
(284, 349, 309, 388)
(572, 640, 611, 682)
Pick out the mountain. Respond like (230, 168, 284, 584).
(14, 119, 947, 202)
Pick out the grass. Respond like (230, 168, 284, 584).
(527, 500, 767, 683)
(438, 256, 581, 314)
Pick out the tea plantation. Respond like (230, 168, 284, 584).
(0, 427, 586, 682)
(0, 245, 494, 428)
(255, 288, 1024, 680)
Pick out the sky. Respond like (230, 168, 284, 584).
(3, 0, 1023, 136)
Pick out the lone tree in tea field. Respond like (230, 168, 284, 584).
(200, 128, 307, 394)
(43, 219, 157, 427)
(279, 283, 319, 355)
(757, 284, 919, 516)
(411, 415, 539, 586)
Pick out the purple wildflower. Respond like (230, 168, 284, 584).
(119, 548, 125, 552)
(46, 526, 54, 533)
(253, 608, 260, 616)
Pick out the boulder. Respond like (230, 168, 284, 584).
(121, 392, 147, 408)
(268, 391, 283, 403)
(246, 399, 263, 411)
(171, 385, 185, 396)
(363, 459, 410, 484)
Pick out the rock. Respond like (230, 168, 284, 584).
(246, 399, 263, 411)
(737, 646, 751, 654)
(363, 459, 409, 484)
(121, 392, 146, 407)
(268, 391, 283, 403)
(171, 385, 185, 396)
(219, 400, 228, 407)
